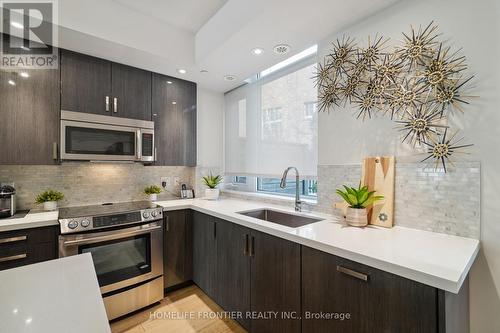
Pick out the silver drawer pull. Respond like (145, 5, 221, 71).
(0, 235, 27, 244)
(113, 97, 118, 113)
(0, 253, 27, 263)
(105, 96, 110, 112)
(337, 265, 369, 282)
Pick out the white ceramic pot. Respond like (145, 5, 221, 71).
(43, 201, 57, 211)
(345, 207, 368, 227)
(205, 188, 220, 200)
(149, 194, 158, 201)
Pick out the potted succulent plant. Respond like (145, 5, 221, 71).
(144, 185, 162, 201)
(202, 173, 223, 200)
(336, 183, 384, 227)
(35, 189, 64, 211)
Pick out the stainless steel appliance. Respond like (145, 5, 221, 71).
(0, 185, 16, 218)
(60, 111, 155, 162)
(58, 201, 164, 320)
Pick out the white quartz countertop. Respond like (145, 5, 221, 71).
(0, 253, 110, 333)
(156, 198, 480, 294)
(0, 210, 59, 232)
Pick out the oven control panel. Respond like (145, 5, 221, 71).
(59, 208, 163, 234)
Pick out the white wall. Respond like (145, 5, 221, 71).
(196, 87, 225, 195)
(197, 87, 224, 168)
(317, 0, 500, 331)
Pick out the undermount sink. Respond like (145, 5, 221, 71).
(237, 208, 323, 228)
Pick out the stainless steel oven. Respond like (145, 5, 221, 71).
(58, 202, 164, 320)
(60, 110, 155, 162)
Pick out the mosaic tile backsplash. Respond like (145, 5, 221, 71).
(316, 162, 481, 239)
(0, 163, 195, 209)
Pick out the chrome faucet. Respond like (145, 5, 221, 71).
(280, 167, 302, 212)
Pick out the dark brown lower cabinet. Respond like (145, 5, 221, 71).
(215, 219, 251, 330)
(163, 210, 192, 289)
(250, 230, 301, 333)
(0, 226, 58, 271)
(302, 246, 469, 333)
(192, 211, 217, 299)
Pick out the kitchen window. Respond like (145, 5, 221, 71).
(225, 46, 318, 200)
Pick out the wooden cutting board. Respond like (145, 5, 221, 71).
(361, 156, 395, 228)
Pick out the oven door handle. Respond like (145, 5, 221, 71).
(62, 225, 162, 247)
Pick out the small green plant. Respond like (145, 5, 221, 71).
(144, 185, 162, 195)
(35, 189, 64, 204)
(202, 173, 223, 189)
(336, 183, 384, 209)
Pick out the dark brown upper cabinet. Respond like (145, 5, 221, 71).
(61, 50, 151, 121)
(152, 74, 197, 166)
(111, 63, 152, 120)
(60, 50, 112, 116)
(0, 35, 60, 165)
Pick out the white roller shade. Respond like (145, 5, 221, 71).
(225, 57, 318, 178)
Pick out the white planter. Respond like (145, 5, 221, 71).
(148, 194, 158, 201)
(205, 188, 220, 200)
(43, 201, 57, 211)
(345, 207, 368, 227)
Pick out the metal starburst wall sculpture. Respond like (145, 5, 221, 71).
(315, 22, 476, 172)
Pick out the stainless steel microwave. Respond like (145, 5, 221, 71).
(60, 111, 155, 162)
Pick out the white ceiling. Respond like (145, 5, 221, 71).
(2, 0, 401, 92)
(111, 0, 228, 33)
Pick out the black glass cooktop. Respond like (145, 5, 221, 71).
(58, 201, 159, 219)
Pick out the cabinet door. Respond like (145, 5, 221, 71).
(61, 50, 112, 115)
(111, 63, 151, 120)
(250, 230, 301, 333)
(163, 210, 192, 289)
(152, 74, 197, 166)
(302, 246, 438, 333)
(216, 219, 251, 330)
(0, 36, 60, 165)
(179, 80, 197, 166)
(192, 211, 217, 299)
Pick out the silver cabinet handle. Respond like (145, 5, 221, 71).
(113, 97, 118, 113)
(105, 96, 110, 112)
(165, 216, 169, 232)
(337, 265, 369, 282)
(243, 234, 249, 256)
(0, 253, 27, 263)
(249, 236, 255, 257)
(154, 147, 157, 162)
(52, 142, 58, 160)
(136, 130, 142, 160)
(0, 235, 27, 244)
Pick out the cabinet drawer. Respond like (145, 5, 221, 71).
(302, 246, 438, 333)
(0, 226, 58, 271)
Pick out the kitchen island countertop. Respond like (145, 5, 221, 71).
(0, 253, 110, 333)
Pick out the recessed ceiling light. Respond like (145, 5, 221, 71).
(166, 81, 172, 84)
(200, 69, 208, 73)
(19, 72, 29, 78)
(252, 47, 264, 55)
(172, 101, 177, 105)
(8, 80, 16, 86)
(224, 75, 236, 81)
(10, 21, 23, 29)
(273, 44, 291, 55)
(177, 69, 186, 74)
